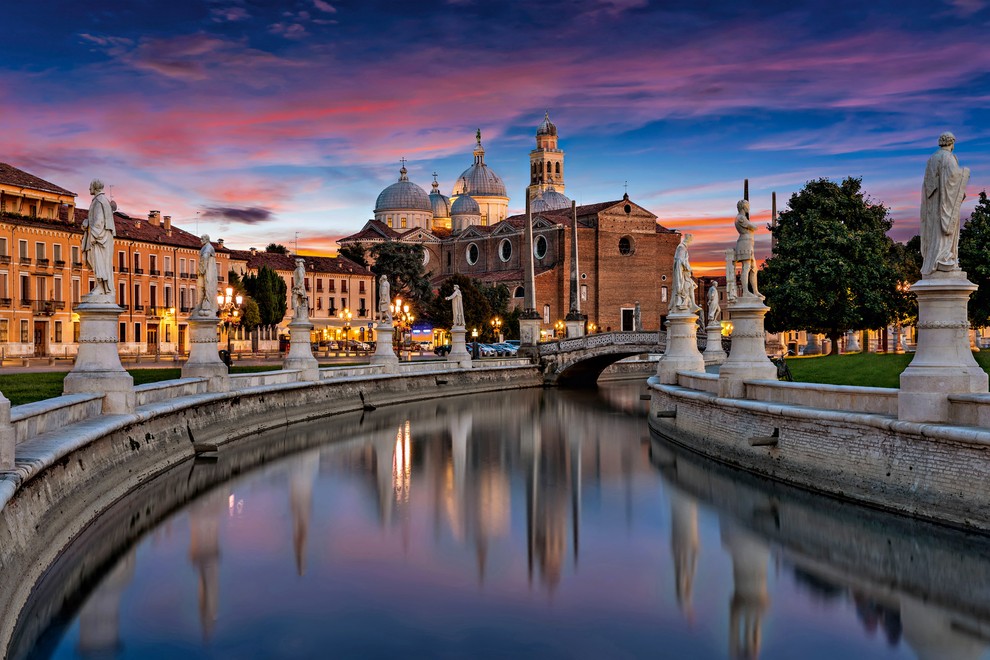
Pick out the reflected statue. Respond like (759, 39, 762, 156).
(82, 179, 116, 299)
(921, 132, 969, 275)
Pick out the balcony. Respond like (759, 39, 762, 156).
(164, 270, 174, 277)
(358, 308, 368, 317)
(19, 257, 31, 266)
(0, 255, 10, 265)
(180, 305, 191, 313)
(134, 304, 144, 311)
(72, 261, 82, 270)
(179, 271, 189, 279)
(134, 268, 144, 275)
(54, 260, 66, 268)
(35, 258, 50, 269)
(149, 269, 161, 276)
(33, 300, 64, 316)
(19, 297, 32, 308)
(328, 307, 337, 317)
(0, 298, 11, 308)
(118, 266, 130, 274)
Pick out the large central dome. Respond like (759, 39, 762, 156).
(451, 131, 507, 198)
(375, 166, 432, 212)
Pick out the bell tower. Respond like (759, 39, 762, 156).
(528, 111, 565, 201)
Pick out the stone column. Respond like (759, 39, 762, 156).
(0, 392, 12, 469)
(564, 315, 585, 339)
(63, 299, 135, 414)
(519, 195, 542, 358)
(369, 321, 398, 372)
(284, 318, 320, 380)
(182, 315, 229, 392)
(703, 322, 726, 365)
(447, 325, 472, 368)
(657, 311, 705, 384)
(898, 272, 988, 422)
(718, 296, 776, 398)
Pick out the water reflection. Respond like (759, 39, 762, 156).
(13, 383, 990, 659)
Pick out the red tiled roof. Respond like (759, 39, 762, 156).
(338, 220, 402, 244)
(227, 249, 372, 276)
(0, 163, 76, 197)
(0, 212, 83, 235)
(73, 208, 218, 251)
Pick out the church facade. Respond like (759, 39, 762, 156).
(340, 115, 682, 334)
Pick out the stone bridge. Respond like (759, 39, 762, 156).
(536, 331, 666, 386)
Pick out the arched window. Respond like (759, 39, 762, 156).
(513, 286, 525, 298)
(619, 236, 634, 255)
(466, 243, 479, 265)
(555, 162, 560, 175)
(546, 162, 552, 173)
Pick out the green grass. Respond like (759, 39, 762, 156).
(0, 365, 282, 406)
(785, 351, 990, 389)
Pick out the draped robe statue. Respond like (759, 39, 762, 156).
(378, 274, 391, 322)
(707, 281, 721, 324)
(445, 284, 465, 327)
(921, 132, 970, 275)
(672, 234, 701, 314)
(82, 179, 116, 297)
(292, 259, 309, 319)
(196, 235, 218, 316)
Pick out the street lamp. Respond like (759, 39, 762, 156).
(216, 286, 243, 357)
(391, 296, 414, 353)
(471, 327, 479, 359)
(490, 316, 503, 343)
(338, 307, 352, 352)
(554, 319, 565, 338)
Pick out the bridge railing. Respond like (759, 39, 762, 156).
(538, 331, 664, 355)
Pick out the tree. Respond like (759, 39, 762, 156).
(369, 241, 432, 312)
(428, 276, 492, 332)
(240, 297, 262, 331)
(242, 265, 287, 327)
(761, 177, 899, 354)
(959, 191, 990, 328)
(266, 243, 289, 255)
(888, 235, 922, 327)
(339, 243, 368, 268)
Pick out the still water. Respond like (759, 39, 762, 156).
(17, 382, 990, 659)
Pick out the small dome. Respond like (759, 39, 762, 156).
(429, 176, 450, 218)
(451, 194, 480, 216)
(538, 186, 571, 211)
(537, 111, 557, 137)
(451, 130, 507, 198)
(375, 166, 432, 213)
(531, 197, 551, 213)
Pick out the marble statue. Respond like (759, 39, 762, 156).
(82, 179, 116, 297)
(292, 258, 308, 318)
(445, 284, 465, 326)
(724, 249, 737, 302)
(921, 132, 970, 275)
(707, 281, 721, 324)
(672, 234, 701, 314)
(734, 200, 761, 298)
(378, 274, 391, 322)
(196, 235, 218, 316)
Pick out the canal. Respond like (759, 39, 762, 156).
(12, 382, 990, 659)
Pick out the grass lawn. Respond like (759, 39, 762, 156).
(785, 351, 990, 389)
(0, 365, 282, 407)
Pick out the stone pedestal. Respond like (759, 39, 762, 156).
(802, 333, 821, 356)
(447, 325, 472, 368)
(846, 330, 861, 353)
(718, 296, 776, 398)
(181, 315, 229, 392)
(898, 272, 988, 422)
(657, 312, 705, 384)
(284, 317, 320, 380)
(518, 314, 542, 358)
(703, 323, 727, 365)
(564, 312, 586, 339)
(369, 321, 399, 372)
(63, 299, 135, 414)
(0, 392, 12, 469)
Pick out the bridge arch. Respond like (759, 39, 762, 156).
(537, 332, 666, 387)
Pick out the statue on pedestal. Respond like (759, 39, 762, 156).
(292, 258, 309, 319)
(378, 274, 391, 322)
(195, 235, 218, 316)
(82, 179, 116, 298)
(921, 132, 970, 275)
(707, 281, 721, 324)
(733, 200, 762, 298)
(445, 284, 465, 326)
(672, 234, 701, 314)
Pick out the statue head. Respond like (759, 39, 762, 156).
(939, 132, 956, 148)
(381, 274, 387, 282)
(737, 199, 749, 213)
(200, 234, 210, 245)
(89, 179, 104, 195)
(683, 233, 694, 246)
(295, 258, 305, 268)
(454, 284, 461, 292)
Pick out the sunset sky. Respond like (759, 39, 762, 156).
(4, 0, 990, 274)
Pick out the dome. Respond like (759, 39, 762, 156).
(429, 177, 450, 218)
(451, 130, 507, 198)
(375, 166, 432, 213)
(531, 197, 551, 213)
(451, 193, 480, 216)
(538, 186, 571, 211)
(537, 111, 557, 137)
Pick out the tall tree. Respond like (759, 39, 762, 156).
(242, 265, 287, 327)
(889, 235, 923, 327)
(959, 191, 990, 327)
(428, 275, 493, 332)
(369, 241, 432, 312)
(265, 243, 289, 254)
(762, 177, 899, 354)
(339, 243, 369, 268)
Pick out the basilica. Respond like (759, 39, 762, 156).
(339, 114, 681, 333)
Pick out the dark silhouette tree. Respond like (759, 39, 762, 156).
(959, 191, 990, 327)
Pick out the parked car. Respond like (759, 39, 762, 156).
(505, 340, 520, 348)
(434, 344, 452, 356)
(347, 340, 371, 351)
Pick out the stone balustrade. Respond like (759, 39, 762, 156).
(9, 394, 104, 445)
(134, 378, 208, 407)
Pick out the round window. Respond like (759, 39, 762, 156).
(466, 243, 479, 265)
(422, 249, 430, 266)
(499, 238, 512, 262)
(618, 236, 633, 256)
(624, 204, 632, 214)
(534, 235, 548, 260)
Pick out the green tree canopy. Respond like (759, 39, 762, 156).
(265, 243, 289, 254)
(428, 275, 493, 333)
(339, 243, 369, 268)
(369, 241, 432, 314)
(761, 177, 899, 354)
(240, 297, 262, 330)
(242, 265, 287, 327)
(959, 191, 990, 327)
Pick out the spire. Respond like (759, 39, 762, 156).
(473, 130, 485, 165)
(399, 158, 408, 181)
(431, 171, 440, 193)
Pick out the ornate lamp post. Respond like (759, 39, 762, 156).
(554, 319, 565, 339)
(471, 327, 479, 359)
(215, 286, 243, 356)
(338, 307, 352, 352)
(391, 297, 414, 354)
(490, 316, 503, 343)
(895, 280, 910, 353)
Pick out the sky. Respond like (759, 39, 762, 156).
(4, 0, 990, 274)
